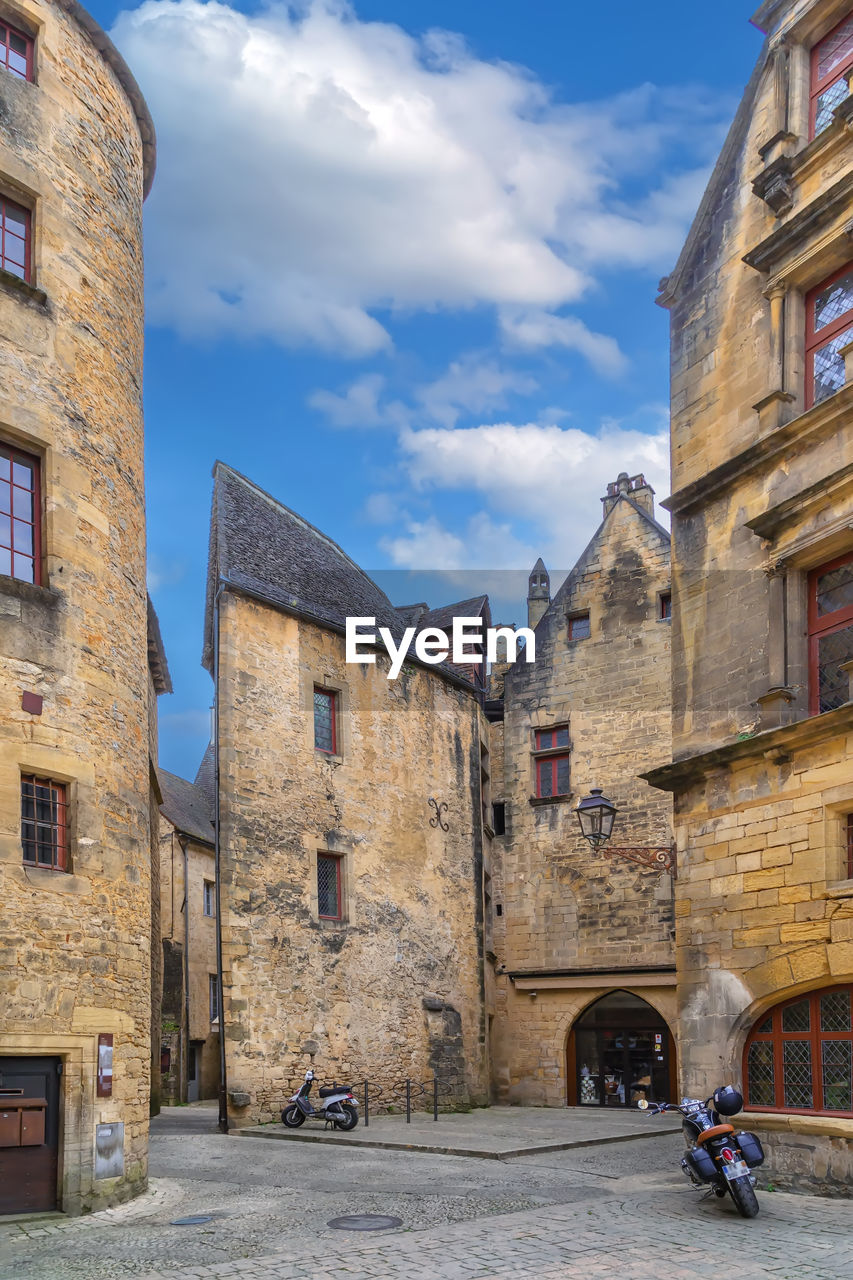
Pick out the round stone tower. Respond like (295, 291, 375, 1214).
(0, 1, 156, 1214)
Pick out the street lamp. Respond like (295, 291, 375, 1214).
(575, 788, 617, 849)
(575, 788, 676, 877)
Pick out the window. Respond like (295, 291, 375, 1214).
(567, 612, 590, 641)
(808, 551, 853, 714)
(0, 442, 40, 583)
(847, 814, 853, 881)
(209, 974, 220, 1022)
(313, 687, 337, 754)
(744, 986, 853, 1116)
(811, 12, 853, 137)
(317, 852, 342, 920)
(805, 263, 853, 407)
(0, 194, 31, 281)
(492, 801, 506, 836)
(0, 19, 32, 82)
(534, 725, 570, 799)
(659, 591, 672, 621)
(21, 776, 67, 871)
(203, 879, 215, 917)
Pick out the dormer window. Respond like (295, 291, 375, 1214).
(811, 12, 853, 137)
(0, 19, 33, 82)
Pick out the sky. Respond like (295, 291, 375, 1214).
(84, 1, 765, 778)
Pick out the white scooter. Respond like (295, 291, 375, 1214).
(281, 1069, 359, 1131)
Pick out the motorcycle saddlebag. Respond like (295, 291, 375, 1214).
(735, 1131, 765, 1168)
(683, 1146, 717, 1183)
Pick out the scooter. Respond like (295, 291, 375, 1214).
(640, 1084, 764, 1218)
(281, 1069, 359, 1131)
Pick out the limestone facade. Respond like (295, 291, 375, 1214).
(0, 0, 156, 1214)
(649, 0, 853, 1194)
(205, 464, 489, 1127)
(489, 477, 676, 1106)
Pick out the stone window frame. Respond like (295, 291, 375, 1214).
(301, 671, 349, 763)
(202, 879, 215, 917)
(807, 549, 853, 715)
(567, 611, 591, 642)
(804, 259, 853, 409)
(822, 779, 853, 892)
(309, 846, 352, 928)
(0, 189, 30, 283)
(21, 773, 68, 872)
(1, 435, 42, 585)
(313, 685, 338, 755)
(208, 973, 220, 1024)
(809, 9, 853, 138)
(657, 590, 672, 622)
(0, 12, 34, 82)
(743, 984, 853, 1118)
(531, 724, 571, 802)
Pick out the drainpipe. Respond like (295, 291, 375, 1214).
(213, 580, 229, 1133)
(178, 833, 190, 1103)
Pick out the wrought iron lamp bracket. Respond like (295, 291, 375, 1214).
(428, 797, 449, 831)
(602, 845, 677, 877)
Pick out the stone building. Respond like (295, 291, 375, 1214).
(0, 0, 157, 1214)
(203, 463, 490, 1126)
(648, 0, 853, 1193)
(489, 474, 676, 1106)
(157, 757, 219, 1106)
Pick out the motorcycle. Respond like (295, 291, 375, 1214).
(639, 1084, 765, 1218)
(281, 1069, 359, 1131)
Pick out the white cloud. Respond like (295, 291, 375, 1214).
(381, 512, 537, 571)
(113, 1, 724, 356)
(499, 310, 628, 377)
(308, 373, 388, 426)
(397, 420, 670, 565)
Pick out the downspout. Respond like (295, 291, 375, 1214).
(213, 580, 229, 1133)
(178, 833, 190, 1102)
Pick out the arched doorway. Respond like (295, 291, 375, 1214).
(566, 991, 676, 1108)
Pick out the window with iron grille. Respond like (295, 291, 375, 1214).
(21, 775, 68, 871)
(203, 880, 215, 917)
(313, 687, 337, 754)
(807, 551, 853, 714)
(744, 986, 853, 1116)
(0, 193, 31, 282)
(811, 13, 853, 137)
(805, 263, 853, 407)
(567, 612, 590, 642)
(0, 441, 40, 584)
(533, 725, 570, 799)
(0, 19, 32, 82)
(317, 852, 342, 920)
(209, 973, 220, 1022)
(659, 591, 672, 621)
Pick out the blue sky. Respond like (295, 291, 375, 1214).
(85, 1, 763, 778)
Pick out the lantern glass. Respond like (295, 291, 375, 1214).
(576, 789, 617, 847)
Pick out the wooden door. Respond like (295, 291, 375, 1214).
(0, 1056, 60, 1214)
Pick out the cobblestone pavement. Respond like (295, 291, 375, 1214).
(1, 1107, 850, 1280)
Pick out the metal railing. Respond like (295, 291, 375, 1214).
(283, 1074, 468, 1126)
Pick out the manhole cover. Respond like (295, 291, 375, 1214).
(327, 1214, 403, 1232)
(170, 1215, 214, 1226)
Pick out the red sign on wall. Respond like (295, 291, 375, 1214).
(97, 1034, 114, 1098)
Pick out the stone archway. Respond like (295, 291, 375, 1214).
(566, 990, 676, 1108)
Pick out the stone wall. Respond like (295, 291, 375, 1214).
(216, 594, 488, 1124)
(0, 0, 153, 1213)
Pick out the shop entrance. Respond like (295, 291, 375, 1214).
(567, 991, 675, 1108)
(0, 1056, 61, 1214)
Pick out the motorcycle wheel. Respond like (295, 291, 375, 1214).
(727, 1176, 760, 1218)
(334, 1104, 358, 1131)
(281, 1105, 306, 1128)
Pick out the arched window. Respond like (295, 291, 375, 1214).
(744, 986, 853, 1116)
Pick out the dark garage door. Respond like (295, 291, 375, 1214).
(0, 1056, 61, 1214)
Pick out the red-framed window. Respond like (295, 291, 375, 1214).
(744, 986, 853, 1117)
(659, 591, 672, 621)
(534, 725, 570, 798)
(0, 441, 40, 584)
(847, 814, 853, 880)
(0, 194, 31, 282)
(21, 775, 68, 871)
(811, 12, 853, 137)
(805, 263, 853, 407)
(317, 852, 342, 920)
(0, 19, 33, 82)
(313, 687, 337, 754)
(567, 612, 590, 642)
(807, 551, 853, 714)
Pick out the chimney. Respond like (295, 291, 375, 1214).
(602, 472, 656, 518)
(527, 558, 550, 629)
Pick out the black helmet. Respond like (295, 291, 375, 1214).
(714, 1085, 743, 1116)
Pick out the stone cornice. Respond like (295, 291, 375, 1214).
(663, 383, 853, 516)
(742, 171, 853, 274)
(744, 461, 853, 542)
(642, 703, 853, 792)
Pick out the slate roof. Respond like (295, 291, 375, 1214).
(158, 768, 215, 846)
(194, 742, 215, 808)
(203, 463, 409, 671)
(147, 595, 172, 695)
(419, 595, 490, 633)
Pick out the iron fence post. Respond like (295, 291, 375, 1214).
(364, 1079, 369, 1128)
(406, 1078, 411, 1123)
(433, 1076, 438, 1121)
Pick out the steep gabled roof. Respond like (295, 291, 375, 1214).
(419, 595, 491, 632)
(202, 462, 408, 670)
(194, 742, 215, 808)
(158, 768, 215, 846)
